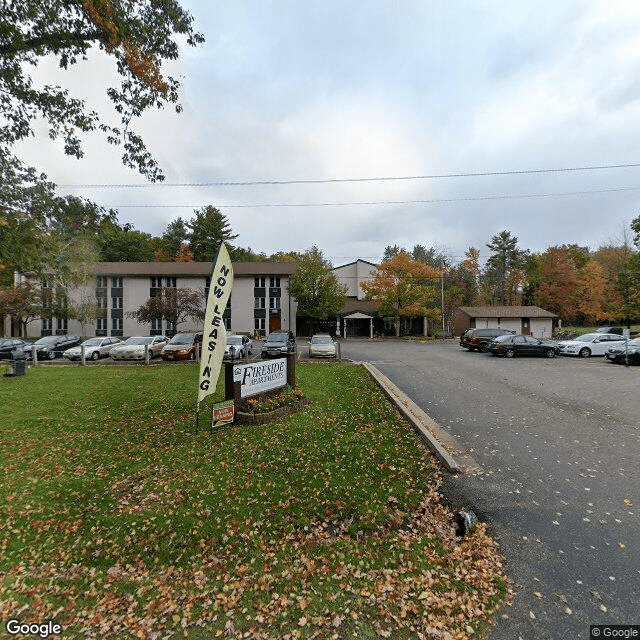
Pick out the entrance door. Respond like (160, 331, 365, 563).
(522, 318, 530, 335)
(269, 316, 281, 333)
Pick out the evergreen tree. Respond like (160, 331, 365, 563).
(187, 207, 239, 262)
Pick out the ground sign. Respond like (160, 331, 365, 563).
(233, 358, 287, 398)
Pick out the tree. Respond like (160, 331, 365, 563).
(128, 287, 205, 331)
(1, 1, 203, 181)
(382, 245, 409, 261)
(187, 207, 239, 262)
(362, 254, 441, 336)
(534, 247, 580, 321)
(98, 218, 159, 261)
(160, 218, 190, 260)
(482, 231, 527, 305)
(287, 247, 347, 324)
(0, 282, 43, 337)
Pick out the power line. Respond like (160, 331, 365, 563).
(58, 162, 640, 188)
(107, 184, 640, 208)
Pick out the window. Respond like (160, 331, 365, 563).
(57, 318, 68, 332)
(42, 318, 52, 332)
(41, 276, 54, 289)
(269, 276, 280, 288)
(112, 276, 123, 288)
(165, 276, 176, 288)
(254, 297, 265, 309)
(96, 318, 107, 332)
(112, 318, 123, 332)
(254, 276, 266, 288)
(96, 276, 107, 288)
(112, 296, 123, 309)
(224, 317, 231, 331)
(254, 318, 265, 331)
(150, 276, 162, 288)
(151, 318, 163, 331)
(270, 297, 281, 309)
(97, 296, 107, 309)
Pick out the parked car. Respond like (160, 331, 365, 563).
(224, 334, 252, 359)
(460, 328, 515, 352)
(261, 330, 296, 358)
(595, 326, 624, 335)
(557, 333, 625, 357)
(487, 334, 560, 358)
(308, 333, 337, 358)
(109, 336, 167, 360)
(32, 334, 82, 360)
(604, 338, 640, 365)
(0, 338, 31, 360)
(63, 337, 122, 361)
(161, 332, 203, 361)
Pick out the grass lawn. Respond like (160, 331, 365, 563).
(0, 363, 509, 639)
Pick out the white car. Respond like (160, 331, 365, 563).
(557, 333, 626, 358)
(63, 337, 122, 361)
(224, 335, 252, 359)
(109, 336, 167, 360)
(308, 334, 337, 358)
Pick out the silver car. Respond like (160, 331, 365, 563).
(109, 336, 167, 360)
(308, 334, 337, 358)
(63, 337, 122, 361)
(224, 335, 253, 359)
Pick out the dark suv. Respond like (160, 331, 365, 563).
(460, 328, 515, 352)
(261, 330, 296, 358)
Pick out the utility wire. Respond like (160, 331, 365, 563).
(59, 162, 640, 188)
(107, 184, 640, 208)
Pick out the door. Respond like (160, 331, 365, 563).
(269, 316, 281, 333)
(522, 318, 530, 335)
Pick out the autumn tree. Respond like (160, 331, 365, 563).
(128, 287, 205, 332)
(287, 247, 347, 325)
(0, 282, 43, 337)
(1, 1, 203, 182)
(362, 254, 441, 336)
(534, 247, 580, 321)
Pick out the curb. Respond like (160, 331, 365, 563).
(362, 362, 462, 474)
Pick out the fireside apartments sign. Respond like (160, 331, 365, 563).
(233, 359, 287, 398)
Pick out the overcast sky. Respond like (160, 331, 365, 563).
(16, 0, 640, 266)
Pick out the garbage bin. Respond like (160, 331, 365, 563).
(13, 357, 27, 375)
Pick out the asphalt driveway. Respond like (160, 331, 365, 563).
(339, 338, 639, 640)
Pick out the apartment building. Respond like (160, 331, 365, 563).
(11, 262, 297, 339)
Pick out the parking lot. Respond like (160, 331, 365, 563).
(334, 338, 639, 640)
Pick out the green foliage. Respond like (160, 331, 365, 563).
(0, 0, 203, 181)
(287, 246, 347, 319)
(98, 218, 159, 262)
(481, 230, 528, 305)
(187, 206, 239, 262)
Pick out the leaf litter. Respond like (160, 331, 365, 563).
(0, 363, 510, 638)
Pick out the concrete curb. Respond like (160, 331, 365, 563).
(362, 362, 462, 474)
